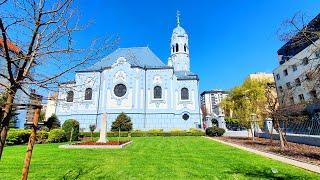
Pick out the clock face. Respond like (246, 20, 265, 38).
(114, 84, 127, 97)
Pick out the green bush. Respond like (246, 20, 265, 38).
(80, 132, 100, 138)
(47, 129, 67, 143)
(111, 113, 133, 131)
(45, 114, 61, 130)
(79, 129, 205, 138)
(62, 119, 80, 141)
(205, 127, 225, 137)
(6, 129, 31, 145)
(36, 130, 48, 144)
(107, 131, 129, 137)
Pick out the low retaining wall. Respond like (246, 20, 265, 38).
(256, 132, 320, 147)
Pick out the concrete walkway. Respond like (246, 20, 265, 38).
(205, 137, 320, 174)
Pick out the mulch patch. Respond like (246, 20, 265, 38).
(216, 136, 320, 165)
(75, 141, 129, 146)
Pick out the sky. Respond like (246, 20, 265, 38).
(74, 0, 320, 92)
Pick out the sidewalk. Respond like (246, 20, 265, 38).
(205, 137, 320, 174)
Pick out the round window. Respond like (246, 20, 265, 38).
(182, 113, 189, 121)
(114, 84, 127, 97)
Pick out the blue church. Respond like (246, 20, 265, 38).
(55, 15, 201, 131)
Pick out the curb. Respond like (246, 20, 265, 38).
(205, 137, 320, 174)
(59, 141, 133, 149)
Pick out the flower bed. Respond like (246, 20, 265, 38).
(216, 136, 320, 165)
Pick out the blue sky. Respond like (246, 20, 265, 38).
(75, 0, 320, 92)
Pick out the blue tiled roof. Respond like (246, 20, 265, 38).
(82, 47, 169, 71)
(175, 71, 199, 80)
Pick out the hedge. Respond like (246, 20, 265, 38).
(6, 129, 31, 145)
(80, 129, 205, 138)
(47, 129, 67, 143)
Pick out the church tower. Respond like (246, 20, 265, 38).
(168, 11, 190, 72)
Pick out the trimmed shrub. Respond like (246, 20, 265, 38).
(80, 132, 100, 138)
(111, 113, 133, 131)
(206, 127, 225, 137)
(107, 131, 129, 137)
(6, 129, 31, 145)
(130, 130, 146, 137)
(37, 130, 49, 144)
(47, 129, 67, 143)
(187, 128, 205, 136)
(62, 119, 80, 141)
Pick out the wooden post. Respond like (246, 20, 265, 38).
(21, 107, 41, 180)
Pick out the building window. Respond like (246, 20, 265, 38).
(306, 72, 312, 81)
(283, 69, 288, 76)
(289, 96, 294, 104)
(298, 94, 305, 102)
(181, 88, 189, 100)
(295, 78, 301, 86)
(66, 91, 74, 102)
(114, 84, 127, 97)
(315, 50, 320, 58)
(172, 45, 175, 53)
(292, 64, 297, 72)
(176, 43, 179, 52)
(85, 88, 92, 100)
(276, 74, 280, 80)
(302, 57, 309, 65)
(154, 86, 162, 99)
(286, 82, 292, 89)
(278, 86, 283, 92)
(182, 113, 189, 120)
(184, 44, 187, 52)
(310, 90, 317, 100)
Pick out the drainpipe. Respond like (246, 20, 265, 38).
(95, 70, 103, 127)
(144, 66, 147, 129)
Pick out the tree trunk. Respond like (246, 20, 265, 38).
(21, 107, 41, 180)
(0, 89, 16, 159)
(278, 127, 285, 150)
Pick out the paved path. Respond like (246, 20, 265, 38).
(205, 137, 320, 174)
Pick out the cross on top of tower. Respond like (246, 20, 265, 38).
(176, 10, 180, 26)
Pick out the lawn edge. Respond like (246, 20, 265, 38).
(204, 136, 320, 174)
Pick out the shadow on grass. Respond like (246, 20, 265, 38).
(62, 166, 98, 180)
(230, 167, 309, 180)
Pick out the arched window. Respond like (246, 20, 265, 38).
(181, 88, 189, 100)
(154, 86, 162, 99)
(172, 45, 175, 53)
(184, 44, 187, 52)
(176, 43, 179, 52)
(85, 88, 92, 100)
(66, 91, 74, 102)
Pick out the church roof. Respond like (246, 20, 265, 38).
(175, 71, 199, 80)
(81, 47, 169, 72)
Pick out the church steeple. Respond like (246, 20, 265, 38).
(168, 11, 190, 72)
(177, 10, 180, 26)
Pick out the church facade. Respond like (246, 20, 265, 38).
(55, 16, 201, 131)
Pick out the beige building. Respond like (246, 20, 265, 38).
(248, 72, 274, 82)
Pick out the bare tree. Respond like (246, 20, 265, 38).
(271, 12, 320, 150)
(0, 0, 117, 159)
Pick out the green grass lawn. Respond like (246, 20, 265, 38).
(0, 136, 318, 179)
